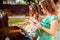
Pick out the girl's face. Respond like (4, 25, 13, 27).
(29, 6, 33, 17)
(41, 4, 47, 14)
(29, 6, 32, 11)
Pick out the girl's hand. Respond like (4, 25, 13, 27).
(32, 23, 40, 32)
(33, 23, 42, 32)
(36, 23, 42, 29)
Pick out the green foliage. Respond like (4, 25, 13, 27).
(8, 18, 26, 26)
(24, 0, 36, 5)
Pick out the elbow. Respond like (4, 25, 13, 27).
(49, 31, 55, 35)
(50, 33, 54, 35)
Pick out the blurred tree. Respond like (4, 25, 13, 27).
(0, 0, 3, 4)
(24, 0, 35, 5)
(16, 0, 26, 5)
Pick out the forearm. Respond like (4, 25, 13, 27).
(41, 26, 55, 35)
